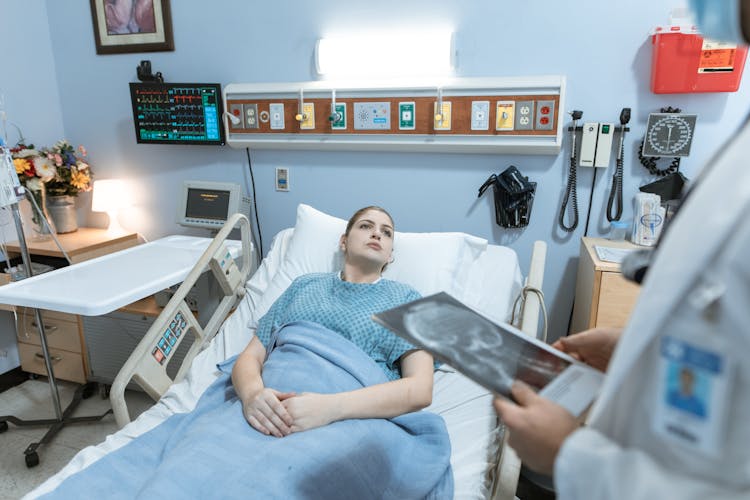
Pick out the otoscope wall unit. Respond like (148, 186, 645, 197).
(223, 76, 566, 155)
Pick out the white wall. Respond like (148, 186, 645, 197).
(27, 0, 750, 340)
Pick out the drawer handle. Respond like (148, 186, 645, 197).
(35, 352, 63, 362)
(31, 321, 59, 334)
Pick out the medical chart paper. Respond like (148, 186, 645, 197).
(594, 245, 637, 264)
(373, 292, 604, 417)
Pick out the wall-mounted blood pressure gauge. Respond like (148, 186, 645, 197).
(642, 113, 697, 157)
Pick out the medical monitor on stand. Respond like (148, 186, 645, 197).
(176, 180, 251, 231)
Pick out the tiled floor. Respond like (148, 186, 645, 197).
(0, 379, 153, 499)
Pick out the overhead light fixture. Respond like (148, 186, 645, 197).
(315, 29, 455, 78)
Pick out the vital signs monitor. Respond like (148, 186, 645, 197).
(176, 180, 251, 229)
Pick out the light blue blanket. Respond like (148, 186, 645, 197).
(44, 321, 453, 499)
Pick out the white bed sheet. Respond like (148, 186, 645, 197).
(28, 228, 523, 499)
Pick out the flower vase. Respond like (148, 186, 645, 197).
(25, 186, 55, 241)
(47, 195, 78, 234)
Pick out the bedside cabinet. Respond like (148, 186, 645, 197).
(4, 229, 140, 383)
(570, 237, 642, 334)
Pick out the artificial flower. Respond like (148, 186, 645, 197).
(13, 158, 31, 175)
(32, 157, 56, 181)
(10, 140, 94, 197)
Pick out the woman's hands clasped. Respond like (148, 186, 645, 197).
(242, 388, 295, 438)
(242, 389, 339, 437)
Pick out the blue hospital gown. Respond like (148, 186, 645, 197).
(256, 273, 421, 380)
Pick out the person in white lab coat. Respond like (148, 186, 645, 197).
(494, 1, 750, 497)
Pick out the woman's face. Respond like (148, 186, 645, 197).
(341, 209, 394, 271)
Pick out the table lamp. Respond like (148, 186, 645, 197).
(91, 179, 130, 234)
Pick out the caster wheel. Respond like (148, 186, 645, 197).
(82, 383, 96, 400)
(100, 384, 110, 399)
(25, 452, 39, 468)
(0, 421, 8, 433)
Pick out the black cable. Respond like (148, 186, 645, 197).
(638, 140, 681, 176)
(244, 147, 263, 259)
(558, 154, 579, 232)
(583, 167, 598, 237)
(606, 139, 624, 221)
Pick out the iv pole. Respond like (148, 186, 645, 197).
(0, 144, 111, 468)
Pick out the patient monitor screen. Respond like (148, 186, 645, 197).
(185, 188, 230, 221)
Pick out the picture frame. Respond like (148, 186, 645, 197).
(90, 0, 174, 55)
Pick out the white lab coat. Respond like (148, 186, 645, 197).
(554, 118, 750, 499)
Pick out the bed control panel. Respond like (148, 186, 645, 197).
(152, 311, 188, 365)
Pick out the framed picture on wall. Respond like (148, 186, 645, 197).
(90, 0, 174, 55)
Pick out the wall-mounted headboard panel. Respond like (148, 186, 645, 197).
(224, 76, 565, 155)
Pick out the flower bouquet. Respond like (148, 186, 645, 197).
(11, 140, 93, 236)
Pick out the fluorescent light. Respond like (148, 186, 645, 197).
(316, 30, 455, 78)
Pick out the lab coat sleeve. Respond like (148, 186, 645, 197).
(554, 427, 748, 500)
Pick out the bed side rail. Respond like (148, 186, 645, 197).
(492, 240, 547, 500)
(110, 214, 253, 428)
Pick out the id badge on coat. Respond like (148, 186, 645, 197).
(652, 336, 733, 457)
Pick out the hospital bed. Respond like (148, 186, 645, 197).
(27, 204, 546, 499)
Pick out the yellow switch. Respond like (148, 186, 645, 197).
(300, 103, 315, 129)
(496, 101, 515, 131)
(433, 101, 452, 130)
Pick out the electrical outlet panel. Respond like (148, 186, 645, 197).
(471, 101, 490, 130)
(399, 102, 415, 130)
(515, 100, 535, 131)
(227, 103, 244, 128)
(535, 99, 555, 131)
(579, 122, 598, 167)
(275, 167, 289, 191)
(224, 76, 567, 154)
(495, 101, 515, 131)
(354, 102, 391, 130)
(433, 101, 452, 130)
(300, 103, 315, 129)
(269, 103, 285, 130)
(244, 104, 259, 129)
(331, 103, 346, 130)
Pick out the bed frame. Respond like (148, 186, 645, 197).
(110, 215, 547, 500)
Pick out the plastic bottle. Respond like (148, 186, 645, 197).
(609, 220, 631, 241)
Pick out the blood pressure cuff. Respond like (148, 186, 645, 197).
(639, 172, 687, 202)
(478, 165, 537, 228)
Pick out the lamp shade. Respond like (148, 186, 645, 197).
(91, 179, 130, 212)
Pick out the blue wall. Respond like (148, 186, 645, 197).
(15, 0, 750, 340)
(0, 0, 65, 243)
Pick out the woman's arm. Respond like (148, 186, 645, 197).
(231, 337, 294, 437)
(282, 350, 435, 433)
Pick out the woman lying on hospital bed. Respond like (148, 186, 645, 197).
(43, 206, 453, 500)
(232, 206, 438, 437)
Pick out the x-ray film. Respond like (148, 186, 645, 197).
(373, 292, 604, 417)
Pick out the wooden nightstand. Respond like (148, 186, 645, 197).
(570, 237, 642, 334)
(3, 229, 140, 383)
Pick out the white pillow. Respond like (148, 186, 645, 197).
(250, 204, 487, 326)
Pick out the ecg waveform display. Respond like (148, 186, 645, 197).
(129, 83, 225, 145)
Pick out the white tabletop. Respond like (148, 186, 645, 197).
(0, 235, 243, 316)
